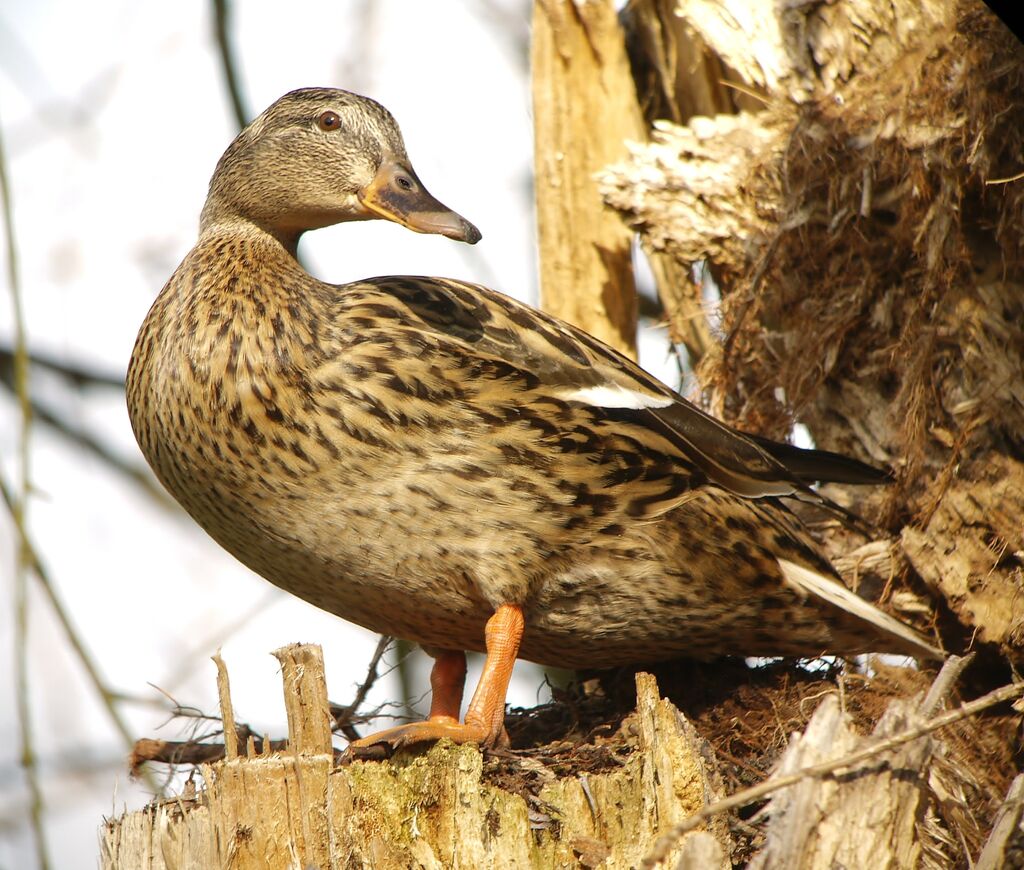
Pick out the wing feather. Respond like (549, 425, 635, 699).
(352, 276, 889, 512)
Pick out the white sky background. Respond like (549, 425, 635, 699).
(0, 1, 683, 866)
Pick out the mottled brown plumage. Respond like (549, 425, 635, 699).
(127, 88, 940, 751)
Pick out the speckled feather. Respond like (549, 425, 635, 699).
(127, 88, 940, 671)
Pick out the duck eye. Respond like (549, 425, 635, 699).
(394, 174, 415, 191)
(317, 111, 341, 131)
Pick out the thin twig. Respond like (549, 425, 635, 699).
(985, 169, 1024, 185)
(718, 77, 770, 106)
(918, 652, 973, 718)
(640, 676, 1024, 867)
(332, 635, 393, 741)
(721, 231, 780, 361)
(0, 103, 52, 870)
(210, 0, 250, 130)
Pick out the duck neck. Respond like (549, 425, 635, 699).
(191, 218, 313, 309)
(199, 196, 305, 259)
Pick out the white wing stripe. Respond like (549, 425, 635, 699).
(560, 384, 675, 410)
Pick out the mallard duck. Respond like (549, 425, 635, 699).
(127, 88, 940, 756)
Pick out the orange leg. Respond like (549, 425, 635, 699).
(427, 649, 467, 723)
(462, 604, 523, 742)
(345, 604, 524, 759)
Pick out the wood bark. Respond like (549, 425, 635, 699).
(977, 775, 1024, 870)
(748, 660, 970, 870)
(530, 0, 744, 367)
(600, 0, 1024, 658)
(621, 0, 777, 369)
(101, 646, 730, 869)
(531, 0, 643, 357)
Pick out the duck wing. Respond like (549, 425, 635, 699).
(345, 276, 887, 511)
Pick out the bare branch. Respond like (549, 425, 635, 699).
(209, 0, 250, 129)
(0, 343, 176, 505)
(162, 588, 282, 691)
(0, 100, 51, 870)
(12, 391, 174, 505)
(0, 476, 155, 793)
(130, 733, 293, 771)
(331, 635, 393, 741)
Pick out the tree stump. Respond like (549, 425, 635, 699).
(100, 645, 730, 869)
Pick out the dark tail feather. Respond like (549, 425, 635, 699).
(749, 435, 893, 486)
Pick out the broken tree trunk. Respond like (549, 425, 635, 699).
(531, 0, 730, 366)
(101, 645, 731, 869)
(748, 657, 969, 870)
(601, 0, 1024, 658)
(531, 0, 643, 358)
(103, 648, 1021, 868)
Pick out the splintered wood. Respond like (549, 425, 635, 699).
(101, 646, 1019, 868)
(101, 647, 729, 869)
(531, 0, 643, 358)
(747, 660, 966, 870)
(600, 0, 1024, 659)
(531, 0, 729, 368)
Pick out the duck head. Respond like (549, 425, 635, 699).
(200, 87, 481, 251)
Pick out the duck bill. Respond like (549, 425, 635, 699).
(359, 161, 481, 244)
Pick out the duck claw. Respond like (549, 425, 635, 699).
(340, 719, 495, 764)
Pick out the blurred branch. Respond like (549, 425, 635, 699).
(0, 104, 51, 870)
(394, 637, 419, 722)
(0, 346, 176, 507)
(334, 0, 377, 93)
(0, 477, 159, 794)
(162, 587, 282, 691)
(0, 15, 118, 157)
(0, 344, 125, 389)
(20, 392, 172, 505)
(469, 0, 531, 71)
(210, 0, 250, 129)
